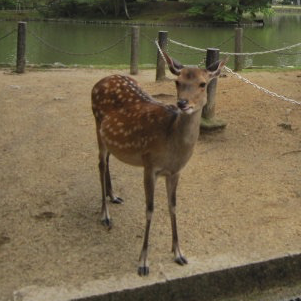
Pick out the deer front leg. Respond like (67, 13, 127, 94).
(166, 173, 188, 265)
(105, 153, 124, 204)
(99, 153, 112, 229)
(138, 167, 156, 276)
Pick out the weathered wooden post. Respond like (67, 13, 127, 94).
(201, 48, 226, 131)
(130, 26, 140, 75)
(16, 21, 26, 74)
(156, 31, 168, 81)
(234, 27, 243, 71)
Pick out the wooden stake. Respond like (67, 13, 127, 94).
(156, 31, 168, 81)
(234, 27, 243, 72)
(130, 26, 139, 75)
(16, 21, 26, 74)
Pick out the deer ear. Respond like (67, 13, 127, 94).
(207, 57, 228, 79)
(163, 52, 183, 76)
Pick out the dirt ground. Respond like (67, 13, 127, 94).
(0, 68, 300, 301)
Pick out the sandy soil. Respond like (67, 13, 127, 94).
(0, 68, 300, 301)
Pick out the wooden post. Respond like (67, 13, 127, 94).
(200, 48, 226, 131)
(156, 31, 168, 81)
(234, 27, 243, 72)
(16, 21, 26, 74)
(130, 26, 139, 75)
(202, 48, 220, 120)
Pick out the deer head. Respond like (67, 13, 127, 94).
(163, 52, 227, 114)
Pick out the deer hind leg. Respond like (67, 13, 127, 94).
(105, 154, 124, 204)
(95, 120, 112, 228)
(98, 150, 112, 229)
(138, 167, 156, 276)
(166, 173, 188, 265)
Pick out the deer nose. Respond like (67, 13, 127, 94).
(177, 99, 188, 109)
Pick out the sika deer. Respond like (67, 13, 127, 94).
(91, 53, 226, 276)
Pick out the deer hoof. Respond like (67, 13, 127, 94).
(175, 255, 188, 266)
(101, 218, 112, 230)
(111, 196, 124, 204)
(138, 266, 149, 276)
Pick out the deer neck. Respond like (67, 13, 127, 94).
(171, 108, 202, 148)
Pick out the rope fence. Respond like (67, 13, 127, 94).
(224, 66, 301, 105)
(155, 36, 301, 106)
(243, 34, 301, 56)
(1, 22, 300, 107)
(168, 38, 301, 56)
(1, 21, 301, 71)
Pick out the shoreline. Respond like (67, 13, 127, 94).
(0, 5, 300, 26)
(0, 16, 263, 28)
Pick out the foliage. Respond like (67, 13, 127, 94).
(187, 0, 273, 22)
(0, 0, 16, 9)
(40, 0, 133, 18)
(40, 0, 108, 18)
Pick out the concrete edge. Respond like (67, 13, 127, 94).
(77, 253, 301, 301)
(14, 253, 301, 301)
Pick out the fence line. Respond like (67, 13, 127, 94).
(215, 35, 235, 49)
(28, 30, 130, 56)
(166, 35, 234, 59)
(0, 29, 16, 42)
(1, 23, 300, 75)
(243, 34, 301, 56)
(224, 66, 301, 106)
(155, 39, 301, 106)
(168, 38, 301, 56)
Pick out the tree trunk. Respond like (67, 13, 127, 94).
(113, 0, 120, 17)
(123, 0, 130, 20)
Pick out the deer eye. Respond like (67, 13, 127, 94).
(175, 80, 180, 88)
(199, 82, 206, 88)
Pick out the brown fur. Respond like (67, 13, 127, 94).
(91, 55, 226, 276)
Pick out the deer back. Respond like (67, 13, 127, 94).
(92, 75, 180, 165)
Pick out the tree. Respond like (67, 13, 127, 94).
(112, 0, 130, 19)
(188, 0, 272, 23)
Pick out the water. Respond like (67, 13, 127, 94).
(0, 13, 301, 68)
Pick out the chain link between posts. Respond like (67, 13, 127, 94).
(0, 29, 16, 42)
(154, 39, 301, 106)
(243, 34, 301, 56)
(224, 66, 301, 105)
(28, 30, 130, 56)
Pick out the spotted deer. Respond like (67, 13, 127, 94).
(91, 53, 226, 276)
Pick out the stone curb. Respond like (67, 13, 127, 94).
(14, 253, 301, 301)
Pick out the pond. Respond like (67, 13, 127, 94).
(0, 13, 301, 68)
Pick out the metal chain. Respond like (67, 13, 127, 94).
(168, 38, 301, 56)
(244, 34, 301, 56)
(28, 30, 130, 56)
(0, 29, 16, 42)
(155, 40, 300, 106)
(140, 32, 156, 44)
(214, 35, 235, 49)
(224, 66, 301, 105)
